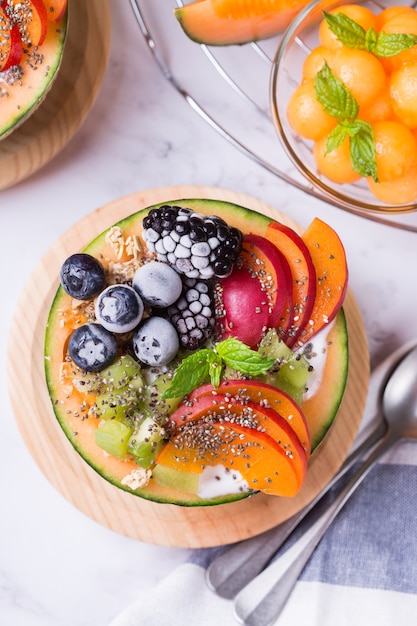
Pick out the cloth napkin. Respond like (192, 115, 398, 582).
(109, 345, 417, 626)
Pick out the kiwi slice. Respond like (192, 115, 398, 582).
(128, 417, 167, 469)
(258, 329, 313, 404)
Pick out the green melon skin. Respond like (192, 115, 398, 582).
(308, 309, 348, 452)
(44, 198, 349, 507)
(0, 8, 68, 139)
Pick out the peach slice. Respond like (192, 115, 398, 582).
(168, 393, 307, 482)
(43, 0, 66, 22)
(265, 221, 317, 347)
(299, 218, 348, 345)
(241, 233, 294, 333)
(5, 0, 48, 47)
(217, 267, 270, 349)
(188, 379, 311, 457)
(157, 421, 303, 497)
(0, 7, 22, 71)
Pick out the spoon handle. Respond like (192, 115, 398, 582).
(233, 432, 395, 626)
(206, 420, 386, 599)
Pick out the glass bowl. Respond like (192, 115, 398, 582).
(270, 0, 417, 215)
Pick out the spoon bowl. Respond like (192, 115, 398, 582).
(383, 346, 417, 438)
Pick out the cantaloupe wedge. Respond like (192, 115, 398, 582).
(174, 0, 311, 46)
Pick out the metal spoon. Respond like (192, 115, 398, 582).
(206, 340, 415, 599)
(206, 423, 384, 599)
(234, 342, 417, 626)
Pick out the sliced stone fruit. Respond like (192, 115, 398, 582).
(166, 393, 307, 484)
(187, 378, 311, 457)
(157, 421, 304, 497)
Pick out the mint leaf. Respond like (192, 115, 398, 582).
(323, 11, 366, 49)
(162, 338, 275, 399)
(216, 338, 274, 376)
(326, 124, 347, 154)
(323, 10, 417, 58)
(207, 351, 223, 388)
(374, 32, 417, 58)
(365, 26, 377, 52)
(162, 350, 211, 399)
(315, 62, 359, 121)
(349, 121, 378, 182)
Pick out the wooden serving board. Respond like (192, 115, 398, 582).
(7, 186, 369, 548)
(0, 0, 111, 191)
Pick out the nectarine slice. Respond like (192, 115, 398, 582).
(217, 267, 270, 349)
(265, 221, 317, 347)
(168, 393, 307, 482)
(0, 7, 22, 71)
(189, 379, 311, 457)
(241, 233, 294, 333)
(299, 218, 348, 345)
(157, 421, 303, 497)
(43, 0, 67, 22)
(6, 0, 48, 47)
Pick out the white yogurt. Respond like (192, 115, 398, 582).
(197, 464, 249, 499)
(296, 319, 336, 401)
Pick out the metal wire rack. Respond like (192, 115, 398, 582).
(130, 0, 417, 233)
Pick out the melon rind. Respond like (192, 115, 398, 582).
(44, 199, 349, 506)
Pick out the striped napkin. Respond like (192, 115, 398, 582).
(110, 344, 417, 626)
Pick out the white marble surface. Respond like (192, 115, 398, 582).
(1, 2, 417, 624)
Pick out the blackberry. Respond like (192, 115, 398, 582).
(143, 205, 242, 280)
(167, 278, 215, 350)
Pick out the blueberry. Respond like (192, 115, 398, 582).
(60, 253, 105, 300)
(95, 285, 144, 333)
(132, 317, 179, 366)
(68, 323, 118, 372)
(132, 261, 182, 308)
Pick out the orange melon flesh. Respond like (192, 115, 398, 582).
(174, 0, 310, 46)
(157, 422, 303, 497)
(45, 199, 348, 505)
(0, 5, 67, 139)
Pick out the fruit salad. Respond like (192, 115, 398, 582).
(287, 4, 417, 205)
(0, 0, 68, 139)
(45, 199, 349, 506)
